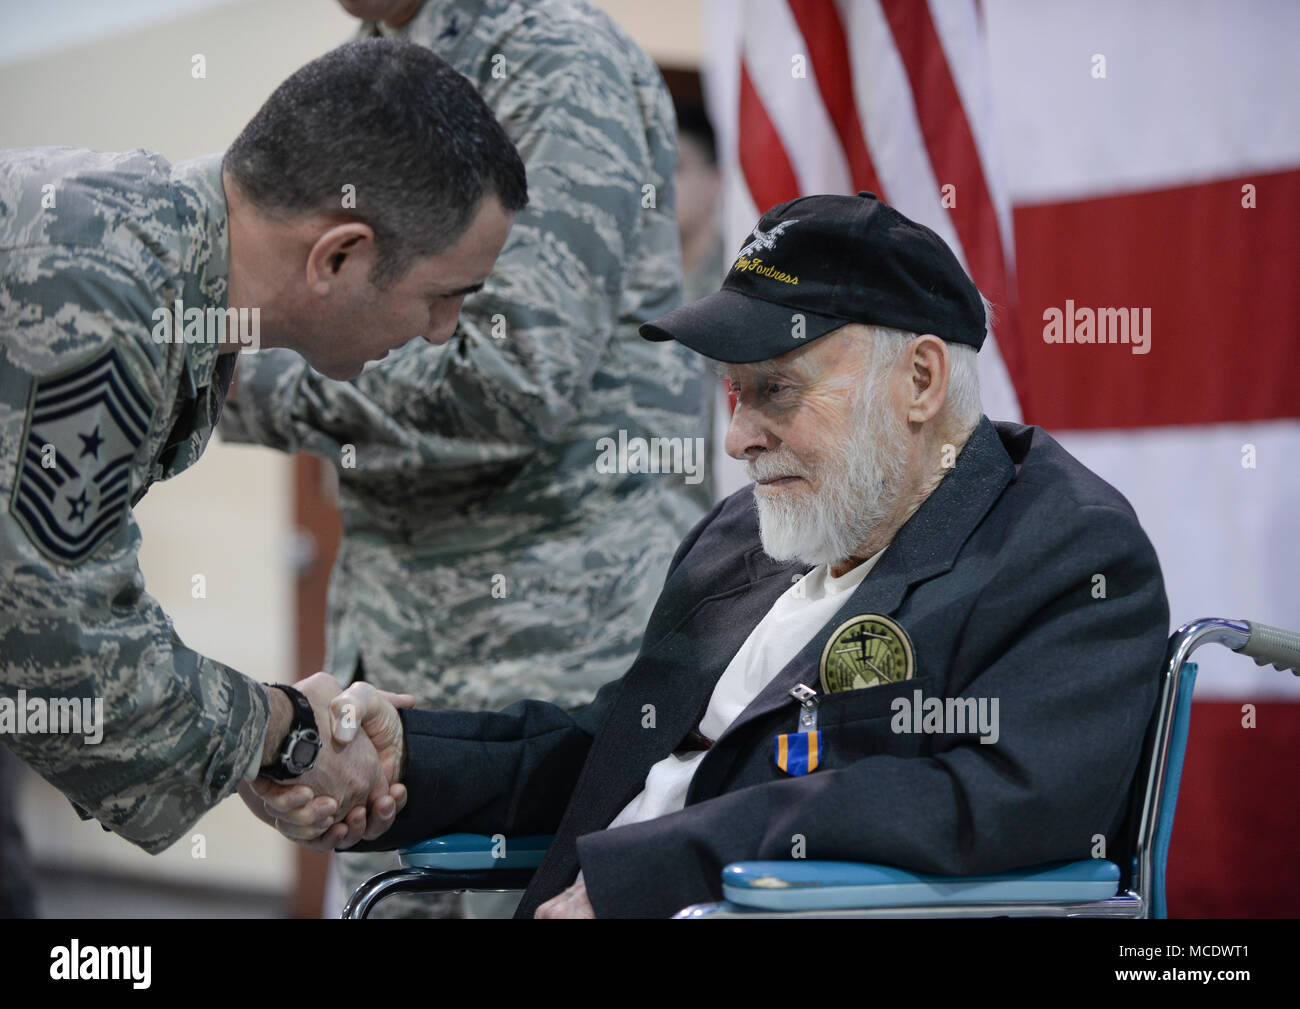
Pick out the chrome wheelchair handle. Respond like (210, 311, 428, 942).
(1165, 616, 1300, 675)
(1239, 620, 1300, 675)
(1132, 615, 1297, 916)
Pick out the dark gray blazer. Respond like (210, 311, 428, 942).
(362, 417, 1170, 918)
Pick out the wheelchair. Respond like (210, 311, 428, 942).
(343, 616, 1300, 919)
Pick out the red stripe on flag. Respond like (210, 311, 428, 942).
(878, 0, 1030, 414)
(786, 0, 883, 196)
(1012, 168, 1300, 429)
(1169, 701, 1300, 918)
(738, 59, 801, 215)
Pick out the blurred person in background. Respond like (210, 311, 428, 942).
(673, 97, 745, 498)
(674, 100, 726, 305)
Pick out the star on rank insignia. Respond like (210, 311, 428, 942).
(11, 348, 151, 564)
(819, 613, 916, 693)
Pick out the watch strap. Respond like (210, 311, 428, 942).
(260, 684, 320, 780)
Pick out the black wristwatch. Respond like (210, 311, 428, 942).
(260, 684, 322, 781)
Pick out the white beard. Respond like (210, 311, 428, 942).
(750, 386, 908, 568)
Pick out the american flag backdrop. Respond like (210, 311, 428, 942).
(702, 0, 1300, 916)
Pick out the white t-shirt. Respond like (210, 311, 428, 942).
(606, 551, 883, 830)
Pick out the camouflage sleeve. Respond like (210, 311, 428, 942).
(220, 41, 666, 477)
(0, 259, 271, 855)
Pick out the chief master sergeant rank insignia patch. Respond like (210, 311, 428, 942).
(11, 347, 150, 564)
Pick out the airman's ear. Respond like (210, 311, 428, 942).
(305, 222, 376, 294)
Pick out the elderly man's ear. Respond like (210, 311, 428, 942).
(905, 334, 951, 424)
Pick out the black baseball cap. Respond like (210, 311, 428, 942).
(641, 192, 986, 362)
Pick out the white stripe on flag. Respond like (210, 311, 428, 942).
(703, 0, 757, 253)
(741, 0, 852, 197)
(838, 0, 1021, 422)
(926, 0, 1017, 272)
(983, 0, 1300, 204)
(838, 0, 949, 229)
(1058, 421, 1300, 700)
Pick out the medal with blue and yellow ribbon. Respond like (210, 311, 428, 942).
(774, 728, 822, 775)
(775, 684, 823, 775)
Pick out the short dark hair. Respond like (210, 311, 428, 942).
(223, 38, 527, 285)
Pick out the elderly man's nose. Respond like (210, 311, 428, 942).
(724, 403, 774, 460)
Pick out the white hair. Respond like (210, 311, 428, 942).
(944, 342, 982, 432)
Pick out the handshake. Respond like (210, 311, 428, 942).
(240, 673, 414, 850)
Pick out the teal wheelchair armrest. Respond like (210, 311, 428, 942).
(719, 859, 1121, 912)
(399, 833, 553, 871)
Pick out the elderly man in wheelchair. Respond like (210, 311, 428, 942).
(243, 194, 1296, 919)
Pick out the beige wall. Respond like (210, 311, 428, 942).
(1, 0, 702, 901)
(597, 0, 705, 66)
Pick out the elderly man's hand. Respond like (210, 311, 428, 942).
(535, 876, 595, 918)
(328, 681, 409, 786)
(241, 674, 414, 850)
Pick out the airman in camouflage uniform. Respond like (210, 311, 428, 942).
(0, 37, 527, 861)
(220, 0, 714, 913)
(0, 147, 268, 852)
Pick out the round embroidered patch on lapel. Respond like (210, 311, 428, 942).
(819, 614, 916, 693)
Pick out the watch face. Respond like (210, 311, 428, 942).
(283, 727, 320, 774)
(290, 737, 317, 767)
